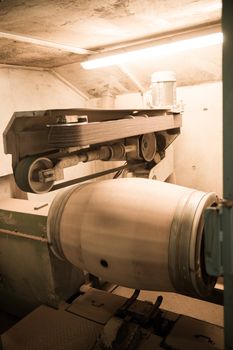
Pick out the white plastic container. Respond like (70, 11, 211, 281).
(150, 70, 176, 108)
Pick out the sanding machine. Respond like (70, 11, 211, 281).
(0, 107, 226, 349)
(3, 107, 181, 193)
(0, 177, 224, 350)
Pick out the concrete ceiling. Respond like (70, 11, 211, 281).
(0, 0, 222, 98)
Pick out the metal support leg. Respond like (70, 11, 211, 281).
(223, 1, 233, 348)
(222, 206, 233, 349)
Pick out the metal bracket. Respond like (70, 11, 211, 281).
(204, 206, 223, 277)
(93, 290, 164, 350)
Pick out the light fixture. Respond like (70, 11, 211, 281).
(81, 31, 223, 70)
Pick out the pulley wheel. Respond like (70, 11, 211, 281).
(140, 133, 157, 162)
(14, 157, 54, 193)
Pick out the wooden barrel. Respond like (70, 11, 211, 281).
(47, 178, 218, 297)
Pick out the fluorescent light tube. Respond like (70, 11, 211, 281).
(81, 32, 223, 70)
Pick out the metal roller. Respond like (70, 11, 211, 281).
(47, 178, 218, 297)
(14, 156, 55, 193)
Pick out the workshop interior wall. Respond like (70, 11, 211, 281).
(175, 82, 222, 197)
(0, 67, 122, 203)
(0, 68, 222, 200)
(114, 81, 223, 197)
(0, 67, 87, 198)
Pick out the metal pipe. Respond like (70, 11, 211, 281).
(222, 2, 233, 348)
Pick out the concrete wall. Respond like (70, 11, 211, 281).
(175, 82, 222, 196)
(1, 69, 222, 201)
(0, 67, 123, 203)
(113, 82, 223, 197)
(0, 67, 87, 178)
(0, 67, 89, 199)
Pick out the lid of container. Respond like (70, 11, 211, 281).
(151, 70, 176, 83)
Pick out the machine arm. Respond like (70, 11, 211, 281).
(4, 108, 181, 193)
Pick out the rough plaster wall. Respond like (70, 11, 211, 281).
(30, 81, 223, 203)
(0, 69, 222, 202)
(0, 67, 124, 203)
(0, 67, 86, 177)
(175, 82, 222, 197)
(112, 81, 223, 196)
(0, 67, 88, 199)
(0, 174, 27, 200)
